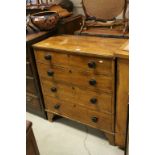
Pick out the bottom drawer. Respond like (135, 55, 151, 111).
(45, 96, 114, 132)
(26, 94, 41, 111)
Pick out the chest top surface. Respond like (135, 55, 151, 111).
(115, 40, 129, 59)
(33, 35, 127, 58)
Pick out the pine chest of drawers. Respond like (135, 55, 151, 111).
(33, 35, 128, 146)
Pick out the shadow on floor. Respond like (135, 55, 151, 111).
(52, 116, 107, 141)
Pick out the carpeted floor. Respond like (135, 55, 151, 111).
(26, 112, 124, 155)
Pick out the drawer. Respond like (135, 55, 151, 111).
(41, 80, 75, 102)
(26, 94, 40, 111)
(45, 98, 114, 132)
(69, 55, 113, 75)
(75, 86, 113, 113)
(34, 50, 114, 75)
(26, 76, 37, 95)
(26, 61, 33, 76)
(41, 80, 113, 113)
(37, 63, 113, 93)
(35, 50, 69, 67)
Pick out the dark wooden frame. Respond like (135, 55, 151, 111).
(26, 121, 40, 155)
(26, 31, 55, 118)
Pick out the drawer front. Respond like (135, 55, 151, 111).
(37, 63, 113, 92)
(45, 96, 113, 132)
(26, 94, 40, 110)
(41, 80, 75, 102)
(35, 50, 69, 67)
(26, 76, 37, 95)
(41, 80, 113, 113)
(26, 61, 33, 77)
(35, 50, 113, 75)
(69, 55, 113, 75)
(75, 86, 113, 113)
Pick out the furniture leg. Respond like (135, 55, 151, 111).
(47, 112, 55, 122)
(104, 133, 115, 146)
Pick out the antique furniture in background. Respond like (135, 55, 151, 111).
(30, 11, 60, 31)
(49, 5, 72, 18)
(57, 14, 82, 34)
(26, 0, 74, 15)
(26, 0, 52, 15)
(26, 31, 55, 118)
(75, 25, 129, 39)
(54, 0, 74, 12)
(26, 0, 83, 34)
(76, 0, 129, 38)
(33, 35, 128, 147)
(26, 120, 40, 155)
(82, 0, 126, 20)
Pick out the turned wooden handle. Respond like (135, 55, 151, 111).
(88, 61, 96, 68)
(51, 87, 57, 92)
(91, 116, 98, 123)
(47, 70, 54, 76)
(54, 104, 60, 110)
(90, 98, 97, 104)
(89, 79, 97, 86)
(44, 54, 52, 60)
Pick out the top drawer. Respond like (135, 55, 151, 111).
(34, 50, 114, 75)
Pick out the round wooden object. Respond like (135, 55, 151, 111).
(31, 11, 59, 31)
(83, 0, 125, 20)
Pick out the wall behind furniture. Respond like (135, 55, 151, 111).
(70, 0, 84, 15)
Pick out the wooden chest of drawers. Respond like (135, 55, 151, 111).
(33, 35, 128, 146)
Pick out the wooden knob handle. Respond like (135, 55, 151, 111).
(51, 87, 57, 92)
(44, 54, 52, 60)
(90, 98, 97, 104)
(54, 104, 60, 110)
(47, 70, 54, 76)
(91, 116, 98, 123)
(89, 79, 97, 86)
(88, 61, 96, 68)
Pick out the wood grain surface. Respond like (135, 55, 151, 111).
(35, 50, 114, 75)
(33, 35, 127, 58)
(115, 58, 129, 148)
(45, 101, 114, 133)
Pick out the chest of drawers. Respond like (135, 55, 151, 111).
(33, 35, 128, 146)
